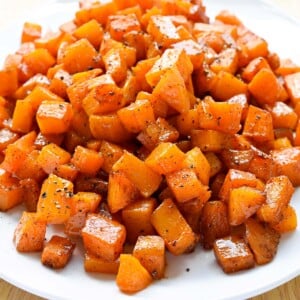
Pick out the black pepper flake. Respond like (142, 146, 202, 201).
(41, 192, 47, 199)
(186, 268, 190, 272)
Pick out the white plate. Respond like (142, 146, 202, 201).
(0, 1, 300, 299)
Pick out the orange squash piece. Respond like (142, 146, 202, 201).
(200, 200, 230, 249)
(228, 186, 265, 226)
(166, 168, 210, 203)
(197, 97, 243, 134)
(14, 211, 46, 252)
(82, 213, 126, 261)
(245, 218, 280, 265)
(122, 198, 157, 244)
(146, 48, 193, 86)
(41, 235, 75, 269)
(21, 22, 42, 43)
(116, 254, 152, 294)
(243, 105, 274, 143)
(133, 235, 166, 279)
(145, 142, 185, 175)
(59, 38, 100, 74)
(37, 174, 73, 224)
(84, 252, 120, 274)
(271, 205, 297, 233)
(112, 150, 162, 197)
(71, 145, 104, 176)
(151, 198, 196, 255)
(37, 143, 71, 174)
(213, 236, 255, 273)
(257, 175, 294, 224)
(36, 101, 73, 135)
(248, 68, 280, 105)
(73, 19, 104, 49)
(152, 66, 190, 114)
(107, 170, 139, 213)
(117, 99, 155, 133)
(0, 169, 24, 211)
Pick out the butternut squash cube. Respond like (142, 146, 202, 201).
(200, 201, 230, 249)
(37, 174, 73, 224)
(146, 48, 193, 86)
(151, 198, 196, 255)
(82, 213, 126, 261)
(145, 142, 185, 175)
(116, 254, 152, 293)
(152, 66, 190, 114)
(122, 198, 157, 244)
(183, 147, 211, 185)
(243, 105, 274, 143)
(257, 175, 294, 224)
(245, 218, 280, 265)
(112, 151, 162, 197)
(213, 236, 255, 273)
(117, 100, 155, 133)
(229, 186, 265, 226)
(37, 143, 71, 174)
(0, 169, 24, 211)
(166, 168, 210, 203)
(84, 252, 119, 274)
(36, 101, 73, 135)
(107, 170, 139, 213)
(133, 235, 165, 279)
(41, 235, 75, 269)
(14, 211, 46, 252)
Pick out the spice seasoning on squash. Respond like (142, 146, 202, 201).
(0, 0, 299, 294)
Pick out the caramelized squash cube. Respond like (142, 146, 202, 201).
(213, 236, 255, 273)
(82, 213, 126, 261)
(41, 235, 75, 269)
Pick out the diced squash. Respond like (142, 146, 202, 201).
(71, 145, 104, 175)
(271, 147, 300, 186)
(100, 141, 124, 174)
(21, 22, 42, 43)
(107, 170, 139, 213)
(257, 175, 294, 224)
(37, 143, 71, 174)
(89, 114, 133, 144)
(197, 97, 242, 134)
(133, 235, 165, 279)
(271, 205, 297, 233)
(146, 48, 193, 86)
(213, 236, 255, 273)
(14, 211, 46, 252)
(228, 186, 265, 226)
(116, 254, 152, 294)
(112, 151, 162, 197)
(117, 100, 155, 133)
(248, 68, 280, 105)
(243, 105, 274, 143)
(36, 101, 73, 135)
(37, 174, 73, 224)
(183, 147, 210, 185)
(145, 142, 185, 175)
(41, 235, 75, 269)
(84, 252, 120, 274)
(152, 66, 190, 114)
(122, 198, 157, 244)
(245, 218, 280, 265)
(151, 198, 196, 255)
(73, 19, 104, 49)
(166, 168, 211, 203)
(82, 213, 126, 261)
(59, 38, 100, 74)
(200, 201, 230, 249)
